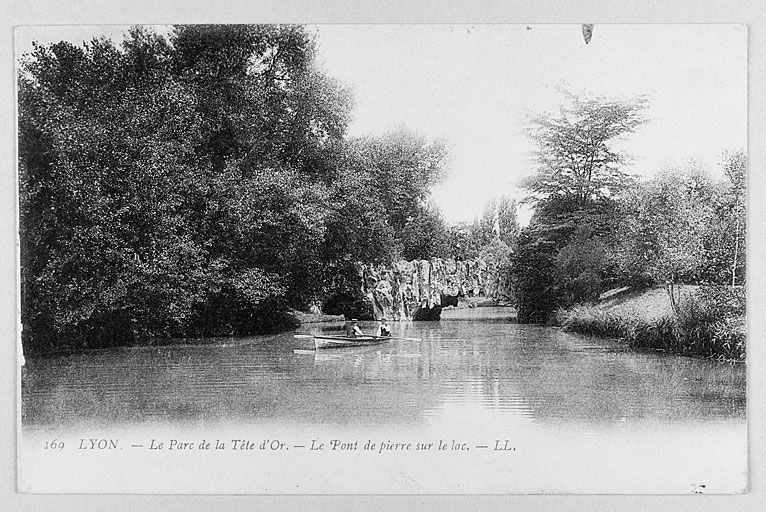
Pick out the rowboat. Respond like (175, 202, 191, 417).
(293, 333, 421, 351)
(312, 334, 390, 350)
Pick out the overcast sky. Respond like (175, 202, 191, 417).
(17, 24, 747, 224)
(309, 24, 746, 224)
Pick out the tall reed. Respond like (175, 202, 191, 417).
(559, 291, 745, 361)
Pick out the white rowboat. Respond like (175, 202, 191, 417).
(311, 334, 390, 350)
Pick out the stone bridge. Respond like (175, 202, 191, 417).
(361, 258, 512, 321)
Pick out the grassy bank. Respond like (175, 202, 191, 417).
(557, 286, 745, 361)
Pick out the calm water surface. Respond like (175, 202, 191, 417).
(20, 308, 747, 494)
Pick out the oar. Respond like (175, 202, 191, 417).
(294, 333, 422, 342)
(293, 349, 315, 355)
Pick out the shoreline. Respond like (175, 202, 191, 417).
(556, 285, 746, 362)
(22, 304, 519, 359)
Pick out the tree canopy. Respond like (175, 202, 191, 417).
(18, 25, 452, 352)
(613, 156, 747, 310)
(522, 91, 648, 209)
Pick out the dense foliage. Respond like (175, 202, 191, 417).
(19, 28, 744, 357)
(18, 26, 449, 353)
(446, 195, 519, 261)
(560, 286, 746, 360)
(521, 90, 647, 208)
(613, 158, 746, 312)
(510, 91, 746, 325)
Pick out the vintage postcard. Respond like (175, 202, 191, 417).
(16, 23, 747, 494)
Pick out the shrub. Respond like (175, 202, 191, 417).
(626, 316, 676, 352)
(559, 305, 628, 338)
(560, 287, 746, 361)
(512, 232, 558, 323)
(673, 291, 745, 360)
(710, 316, 746, 361)
(698, 285, 745, 317)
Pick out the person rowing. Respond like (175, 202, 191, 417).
(377, 317, 391, 337)
(345, 319, 364, 338)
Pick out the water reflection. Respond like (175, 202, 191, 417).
(22, 308, 745, 430)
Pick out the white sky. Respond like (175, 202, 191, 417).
(309, 24, 747, 224)
(17, 24, 747, 225)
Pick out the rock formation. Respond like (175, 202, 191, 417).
(361, 258, 513, 321)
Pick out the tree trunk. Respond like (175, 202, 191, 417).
(732, 200, 741, 287)
(665, 281, 679, 316)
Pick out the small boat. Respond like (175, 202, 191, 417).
(313, 334, 390, 350)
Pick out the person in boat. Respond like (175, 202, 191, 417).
(377, 317, 391, 337)
(345, 319, 364, 338)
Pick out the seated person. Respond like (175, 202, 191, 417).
(345, 319, 364, 338)
(377, 317, 391, 337)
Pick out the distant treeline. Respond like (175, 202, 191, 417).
(18, 25, 457, 353)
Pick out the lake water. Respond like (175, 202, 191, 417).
(20, 307, 747, 494)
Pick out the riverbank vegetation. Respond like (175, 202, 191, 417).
(18, 26, 456, 354)
(558, 286, 745, 360)
(508, 91, 746, 359)
(18, 26, 746, 360)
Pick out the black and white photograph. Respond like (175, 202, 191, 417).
(15, 22, 748, 495)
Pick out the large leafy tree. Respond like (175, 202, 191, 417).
(316, 129, 450, 312)
(19, 25, 452, 351)
(349, 128, 449, 233)
(510, 91, 648, 322)
(614, 157, 746, 311)
(511, 229, 557, 323)
(495, 195, 520, 248)
(398, 207, 450, 261)
(614, 166, 718, 311)
(19, 31, 210, 346)
(170, 25, 351, 178)
(168, 25, 354, 311)
(18, 25, 355, 349)
(522, 91, 648, 209)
